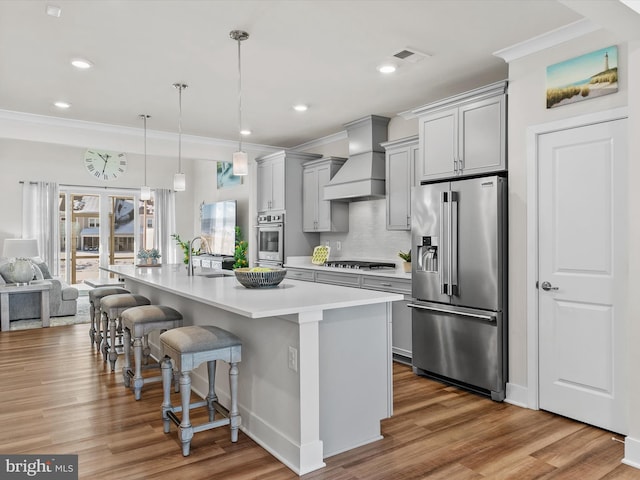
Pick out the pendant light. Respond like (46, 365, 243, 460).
(173, 82, 188, 191)
(139, 114, 151, 201)
(230, 30, 249, 176)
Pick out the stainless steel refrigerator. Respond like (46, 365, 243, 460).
(410, 174, 507, 401)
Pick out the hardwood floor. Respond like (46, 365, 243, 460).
(1, 324, 638, 479)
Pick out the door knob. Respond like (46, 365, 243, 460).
(540, 281, 558, 291)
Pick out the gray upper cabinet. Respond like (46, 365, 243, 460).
(256, 150, 322, 214)
(414, 81, 507, 183)
(382, 136, 418, 231)
(257, 155, 285, 212)
(302, 157, 349, 232)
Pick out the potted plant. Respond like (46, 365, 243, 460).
(233, 226, 248, 269)
(136, 248, 150, 265)
(171, 233, 200, 265)
(398, 250, 412, 273)
(148, 248, 161, 264)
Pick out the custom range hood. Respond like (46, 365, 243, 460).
(323, 115, 390, 201)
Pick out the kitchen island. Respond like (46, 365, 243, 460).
(103, 264, 403, 475)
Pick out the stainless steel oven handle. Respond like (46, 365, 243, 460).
(407, 303, 496, 323)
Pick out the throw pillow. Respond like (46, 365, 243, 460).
(33, 260, 52, 279)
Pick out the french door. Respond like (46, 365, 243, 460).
(58, 187, 154, 285)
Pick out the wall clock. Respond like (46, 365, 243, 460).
(84, 149, 128, 181)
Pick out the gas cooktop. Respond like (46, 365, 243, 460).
(324, 260, 396, 270)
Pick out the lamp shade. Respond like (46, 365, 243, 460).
(3, 238, 39, 258)
(232, 151, 248, 176)
(173, 172, 186, 191)
(140, 185, 151, 201)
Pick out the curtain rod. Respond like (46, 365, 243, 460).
(19, 181, 141, 191)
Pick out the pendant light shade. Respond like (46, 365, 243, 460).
(173, 83, 188, 191)
(232, 151, 248, 176)
(139, 114, 151, 201)
(230, 29, 249, 176)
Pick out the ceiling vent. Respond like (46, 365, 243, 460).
(392, 47, 431, 63)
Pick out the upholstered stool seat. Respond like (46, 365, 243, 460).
(88, 286, 130, 351)
(160, 325, 242, 456)
(121, 305, 183, 400)
(100, 294, 150, 371)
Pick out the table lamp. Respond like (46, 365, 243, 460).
(2, 238, 39, 285)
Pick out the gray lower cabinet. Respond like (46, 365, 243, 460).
(285, 267, 412, 361)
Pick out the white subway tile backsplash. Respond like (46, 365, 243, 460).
(320, 198, 411, 264)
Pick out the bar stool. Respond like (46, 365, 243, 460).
(121, 305, 183, 400)
(88, 286, 130, 351)
(100, 293, 151, 371)
(160, 325, 242, 456)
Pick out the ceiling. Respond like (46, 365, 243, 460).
(0, 1, 590, 148)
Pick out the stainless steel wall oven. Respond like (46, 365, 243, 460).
(256, 214, 284, 267)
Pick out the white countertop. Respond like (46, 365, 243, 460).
(285, 256, 412, 280)
(104, 264, 403, 319)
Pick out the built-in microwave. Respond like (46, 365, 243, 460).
(256, 214, 284, 266)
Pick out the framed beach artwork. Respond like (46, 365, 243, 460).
(546, 45, 618, 109)
(216, 161, 242, 188)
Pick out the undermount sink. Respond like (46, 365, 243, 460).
(197, 273, 227, 278)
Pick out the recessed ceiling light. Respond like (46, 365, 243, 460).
(53, 101, 71, 109)
(293, 104, 308, 112)
(71, 58, 93, 69)
(377, 64, 397, 74)
(240, 129, 251, 136)
(45, 5, 62, 17)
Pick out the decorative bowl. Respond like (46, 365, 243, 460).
(234, 267, 287, 288)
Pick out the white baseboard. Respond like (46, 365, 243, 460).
(505, 382, 529, 408)
(623, 436, 640, 470)
(187, 366, 324, 476)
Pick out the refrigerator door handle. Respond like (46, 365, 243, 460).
(450, 191, 459, 296)
(407, 303, 497, 323)
(439, 191, 448, 295)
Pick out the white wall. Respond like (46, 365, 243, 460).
(507, 31, 628, 392)
(625, 38, 640, 465)
(0, 137, 193, 245)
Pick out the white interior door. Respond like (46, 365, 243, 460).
(538, 118, 627, 434)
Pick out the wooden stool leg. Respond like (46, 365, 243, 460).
(132, 336, 144, 400)
(101, 312, 109, 363)
(206, 360, 217, 422)
(229, 362, 240, 442)
(89, 303, 96, 347)
(178, 371, 194, 456)
(109, 315, 118, 371)
(161, 356, 173, 434)
(95, 309, 103, 353)
(122, 327, 131, 387)
(142, 334, 151, 366)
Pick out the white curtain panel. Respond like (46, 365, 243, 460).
(153, 188, 177, 264)
(22, 181, 60, 275)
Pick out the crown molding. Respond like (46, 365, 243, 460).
(0, 109, 281, 158)
(493, 18, 601, 63)
(293, 129, 347, 151)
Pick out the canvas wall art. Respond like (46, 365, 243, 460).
(217, 161, 242, 188)
(546, 45, 618, 109)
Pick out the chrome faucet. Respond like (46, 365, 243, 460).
(186, 236, 211, 276)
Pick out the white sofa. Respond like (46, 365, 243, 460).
(0, 258, 78, 321)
